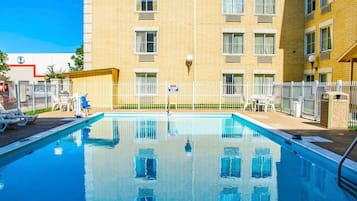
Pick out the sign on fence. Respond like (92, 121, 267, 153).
(168, 84, 179, 93)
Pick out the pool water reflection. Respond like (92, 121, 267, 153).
(0, 114, 355, 201)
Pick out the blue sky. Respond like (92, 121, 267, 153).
(0, 0, 83, 53)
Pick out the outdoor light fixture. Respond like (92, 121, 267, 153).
(308, 54, 318, 72)
(186, 55, 193, 73)
(54, 141, 63, 155)
(185, 137, 192, 156)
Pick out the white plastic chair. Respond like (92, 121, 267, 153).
(242, 96, 255, 111)
(59, 95, 73, 112)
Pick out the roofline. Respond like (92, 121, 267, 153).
(337, 40, 357, 62)
(62, 67, 120, 82)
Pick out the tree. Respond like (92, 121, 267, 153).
(0, 50, 10, 81)
(69, 45, 83, 72)
(45, 65, 64, 82)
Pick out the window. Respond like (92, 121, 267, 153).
(251, 186, 270, 201)
(135, 73, 157, 95)
(136, 188, 156, 201)
(254, 33, 275, 55)
(136, 0, 157, 12)
(251, 148, 272, 178)
(301, 159, 312, 181)
(219, 187, 240, 201)
(254, 74, 274, 96)
(222, 0, 244, 15)
(306, 0, 316, 14)
(223, 33, 244, 55)
(255, 0, 276, 15)
(136, 120, 157, 140)
(320, 0, 329, 7)
(221, 147, 241, 178)
(222, 118, 243, 138)
(305, 32, 315, 55)
(136, 31, 157, 53)
(135, 149, 157, 180)
(304, 74, 314, 82)
(223, 74, 243, 95)
(319, 73, 330, 82)
(320, 26, 332, 52)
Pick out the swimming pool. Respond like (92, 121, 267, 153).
(0, 112, 356, 201)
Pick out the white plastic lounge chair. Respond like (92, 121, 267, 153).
(0, 110, 38, 127)
(0, 117, 20, 132)
(0, 103, 38, 126)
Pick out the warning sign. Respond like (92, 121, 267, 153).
(168, 84, 179, 93)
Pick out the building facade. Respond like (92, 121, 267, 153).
(83, 0, 305, 94)
(7, 53, 73, 83)
(303, 0, 357, 82)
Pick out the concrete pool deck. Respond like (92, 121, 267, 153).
(0, 109, 356, 161)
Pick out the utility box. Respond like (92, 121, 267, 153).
(293, 101, 302, 117)
(320, 92, 349, 129)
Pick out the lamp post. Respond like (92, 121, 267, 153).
(186, 55, 193, 74)
(308, 55, 316, 80)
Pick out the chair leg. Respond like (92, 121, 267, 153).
(271, 104, 275, 112)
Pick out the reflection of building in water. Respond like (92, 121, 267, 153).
(277, 146, 350, 201)
(84, 116, 281, 200)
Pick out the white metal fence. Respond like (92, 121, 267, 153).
(4, 80, 357, 127)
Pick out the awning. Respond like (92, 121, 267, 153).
(338, 41, 357, 62)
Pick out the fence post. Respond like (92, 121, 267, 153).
(192, 81, 195, 110)
(137, 93, 140, 111)
(165, 81, 168, 112)
(15, 81, 20, 111)
(44, 81, 48, 110)
(31, 82, 35, 112)
(313, 80, 319, 121)
(219, 81, 222, 110)
(290, 81, 294, 116)
(337, 80, 342, 93)
(301, 81, 305, 117)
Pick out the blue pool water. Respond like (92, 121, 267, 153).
(0, 113, 356, 201)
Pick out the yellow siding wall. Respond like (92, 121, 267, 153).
(87, 0, 305, 85)
(71, 74, 113, 108)
(305, 0, 357, 81)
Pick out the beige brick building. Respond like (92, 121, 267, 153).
(82, 0, 304, 90)
(74, 0, 356, 108)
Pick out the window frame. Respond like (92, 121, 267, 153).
(320, 0, 331, 8)
(222, 0, 245, 15)
(222, 118, 243, 138)
(222, 73, 244, 96)
(135, 0, 158, 12)
(222, 33, 244, 55)
(320, 25, 332, 52)
(135, 120, 158, 140)
(254, 33, 276, 56)
(220, 147, 241, 178)
(305, 31, 315, 55)
(135, 72, 158, 96)
(253, 74, 275, 96)
(254, 0, 276, 16)
(135, 155, 157, 180)
(251, 148, 272, 178)
(306, 0, 316, 15)
(135, 30, 158, 54)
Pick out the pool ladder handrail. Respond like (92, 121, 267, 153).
(338, 137, 357, 198)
